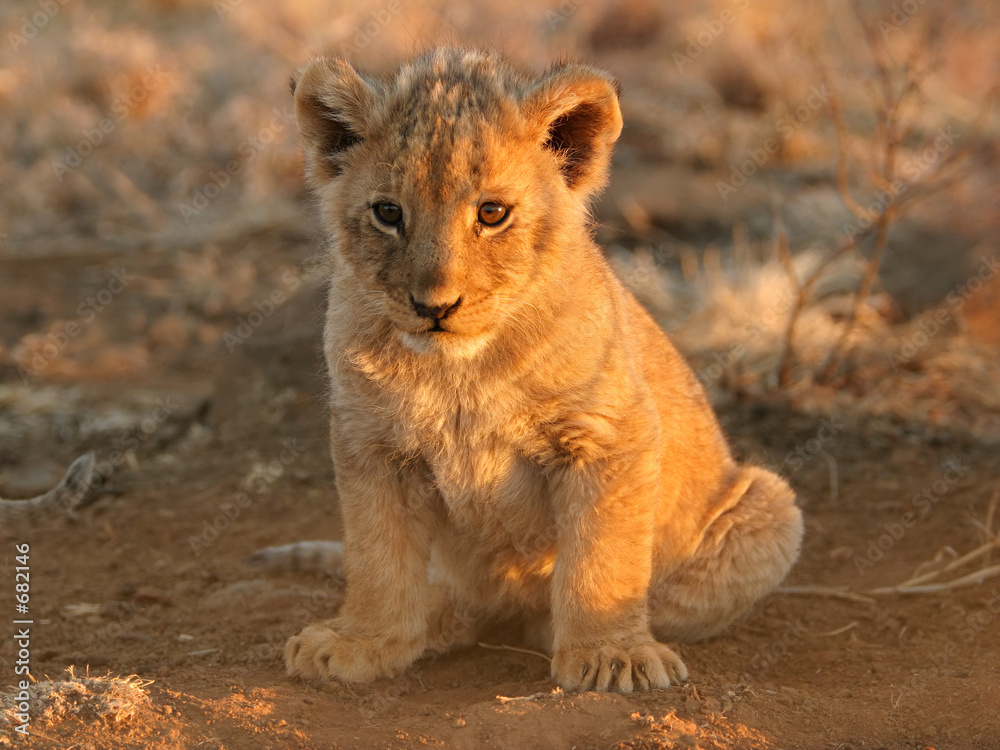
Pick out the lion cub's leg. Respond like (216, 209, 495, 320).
(285, 455, 438, 682)
(650, 466, 803, 642)
(548, 452, 689, 694)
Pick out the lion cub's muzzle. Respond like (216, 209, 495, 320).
(410, 294, 462, 330)
(394, 291, 496, 356)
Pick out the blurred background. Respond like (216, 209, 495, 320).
(1, 0, 999, 469)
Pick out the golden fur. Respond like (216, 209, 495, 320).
(283, 48, 803, 693)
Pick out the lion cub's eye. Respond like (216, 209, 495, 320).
(373, 202, 402, 226)
(477, 202, 508, 226)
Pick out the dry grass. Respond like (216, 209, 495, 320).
(0, 667, 153, 736)
(780, 487, 1000, 601)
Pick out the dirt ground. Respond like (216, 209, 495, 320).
(2, 0, 1000, 748)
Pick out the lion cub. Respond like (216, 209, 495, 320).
(283, 48, 803, 693)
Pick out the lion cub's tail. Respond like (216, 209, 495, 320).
(0, 452, 96, 527)
(245, 540, 345, 577)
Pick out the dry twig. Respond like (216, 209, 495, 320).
(496, 689, 563, 704)
(817, 621, 858, 637)
(777, 586, 875, 605)
(477, 642, 552, 663)
(776, 7, 996, 388)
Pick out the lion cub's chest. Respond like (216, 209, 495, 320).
(391, 380, 547, 532)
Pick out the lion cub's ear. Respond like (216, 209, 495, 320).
(521, 64, 623, 197)
(293, 58, 379, 185)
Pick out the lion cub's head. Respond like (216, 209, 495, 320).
(294, 48, 622, 356)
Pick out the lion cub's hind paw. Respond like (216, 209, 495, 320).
(552, 642, 688, 693)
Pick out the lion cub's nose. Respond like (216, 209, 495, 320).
(410, 295, 461, 321)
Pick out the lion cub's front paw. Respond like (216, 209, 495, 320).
(552, 642, 688, 693)
(285, 624, 406, 683)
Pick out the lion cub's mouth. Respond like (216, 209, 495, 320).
(398, 324, 489, 357)
(426, 319, 448, 333)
